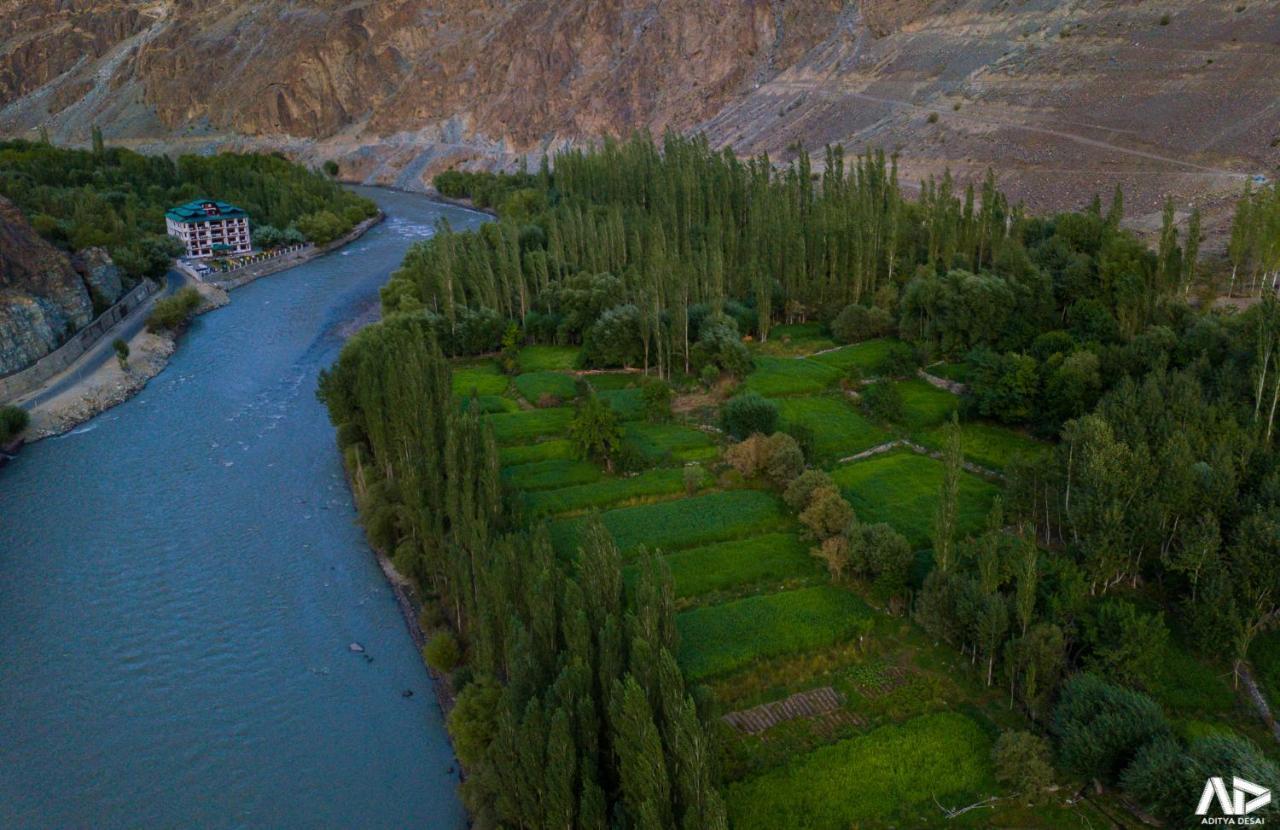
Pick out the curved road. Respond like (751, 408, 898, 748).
(18, 268, 187, 409)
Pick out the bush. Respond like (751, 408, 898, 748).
(721, 393, 779, 440)
(447, 675, 502, 766)
(861, 379, 903, 422)
(993, 731, 1054, 797)
(1052, 673, 1171, 783)
(784, 469, 837, 512)
(725, 433, 769, 478)
(832, 304, 893, 344)
(763, 432, 805, 484)
(876, 342, 918, 378)
(641, 379, 673, 422)
(683, 464, 704, 495)
(1081, 600, 1168, 689)
(322, 159, 340, 177)
(700, 364, 720, 389)
(0, 405, 30, 444)
(423, 630, 462, 673)
(798, 487, 854, 542)
(146, 287, 202, 332)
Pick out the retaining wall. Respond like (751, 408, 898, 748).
(0, 280, 158, 403)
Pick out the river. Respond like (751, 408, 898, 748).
(0, 188, 486, 829)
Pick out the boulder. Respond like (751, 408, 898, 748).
(72, 247, 124, 308)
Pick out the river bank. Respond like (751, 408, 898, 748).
(16, 213, 383, 442)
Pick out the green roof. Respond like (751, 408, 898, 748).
(166, 199, 249, 224)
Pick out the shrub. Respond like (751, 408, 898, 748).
(447, 675, 502, 766)
(322, 159, 340, 176)
(1081, 600, 1169, 689)
(1052, 673, 1171, 783)
(641, 378, 673, 422)
(568, 394, 622, 470)
(683, 464, 704, 495)
(725, 433, 769, 478)
(860, 379, 903, 422)
(0, 405, 30, 444)
(423, 630, 462, 673)
(692, 312, 754, 378)
(832, 304, 893, 344)
(763, 432, 805, 484)
(146, 287, 202, 332)
(993, 731, 1055, 797)
(1124, 734, 1280, 826)
(721, 393, 779, 440)
(700, 364, 720, 389)
(784, 469, 837, 512)
(799, 487, 854, 542)
(847, 522, 913, 602)
(876, 342, 918, 378)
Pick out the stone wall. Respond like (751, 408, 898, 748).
(0, 280, 158, 403)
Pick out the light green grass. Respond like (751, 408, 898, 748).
(452, 363, 509, 397)
(517, 345, 580, 372)
(622, 422, 719, 463)
(549, 489, 789, 558)
(776, 395, 892, 461)
(756, 323, 838, 356)
(726, 712, 993, 830)
(655, 533, 820, 600)
(499, 439, 576, 466)
(832, 450, 999, 548)
(487, 407, 574, 445)
(677, 586, 875, 681)
(894, 378, 960, 430)
(524, 466, 708, 517)
(912, 422, 1048, 471)
(514, 371, 578, 403)
(502, 459, 601, 491)
(809, 338, 896, 373)
(742, 356, 841, 397)
(599, 388, 646, 420)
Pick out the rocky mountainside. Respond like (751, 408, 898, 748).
(0, 197, 123, 376)
(1, 0, 1277, 231)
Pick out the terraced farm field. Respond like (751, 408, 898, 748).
(524, 466, 707, 517)
(648, 532, 820, 600)
(775, 395, 891, 461)
(913, 422, 1048, 471)
(622, 422, 719, 462)
(452, 362, 509, 397)
(516, 345, 580, 372)
(498, 439, 576, 466)
(487, 407, 574, 445)
(514, 370, 577, 403)
(891, 379, 959, 430)
(741, 356, 840, 397)
(808, 338, 895, 373)
(832, 450, 1000, 547)
(677, 586, 875, 681)
(501, 459, 600, 491)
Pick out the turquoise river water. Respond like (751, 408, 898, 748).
(0, 188, 486, 828)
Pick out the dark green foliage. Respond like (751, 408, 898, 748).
(1123, 734, 1280, 828)
(423, 631, 462, 672)
(0, 405, 29, 444)
(0, 140, 375, 280)
(1080, 600, 1169, 689)
(860, 379, 903, 422)
(1051, 673, 1171, 783)
(992, 731, 1054, 797)
(831, 303, 893, 344)
(567, 393, 622, 470)
(720, 393, 779, 439)
(145, 287, 202, 332)
(875, 342, 918, 379)
(641, 378, 673, 422)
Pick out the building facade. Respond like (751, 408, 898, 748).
(165, 200, 252, 259)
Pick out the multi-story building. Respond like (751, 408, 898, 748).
(165, 200, 252, 259)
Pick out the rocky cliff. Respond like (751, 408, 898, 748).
(1, 0, 1276, 230)
(0, 197, 123, 376)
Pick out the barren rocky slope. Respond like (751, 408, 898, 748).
(1, 0, 1277, 230)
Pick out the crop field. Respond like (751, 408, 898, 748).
(516, 345, 580, 372)
(742, 356, 841, 397)
(808, 338, 895, 373)
(585, 372, 640, 391)
(501, 459, 601, 491)
(622, 422, 718, 462)
(913, 422, 1048, 471)
(461, 394, 518, 414)
(498, 439, 576, 466)
(677, 586, 875, 681)
(487, 407, 574, 445)
(655, 533, 820, 600)
(514, 371, 578, 403)
(523, 466, 707, 516)
(775, 396, 892, 460)
(927, 361, 971, 384)
(548, 489, 789, 558)
(832, 450, 1000, 547)
(756, 323, 837, 356)
(599, 388, 646, 420)
(892, 379, 959, 430)
(725, 712, 993, 830)
(452, 363, 509, 397)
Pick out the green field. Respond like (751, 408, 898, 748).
(461, 394, 519, 415)
(742, 356, 841, 397)
(517, 345, 580, 372)
(928, 361, 971, 383)
(893, 379, 960, 430)
(549, 489, 789, 558)
(653, 533, 820, 600)
(452, 362, 509, 397)
(487, 407, 574, 445)
(524, 467, 707, 516)
(913, 422, 1048, 471)
(586, 372, 641, 391)
(498, 439, 576, 466)
(726, 712, 993, 830)
(832, 450, 1000, 547)
(756, 323, 838, 356)
(622, 422, 719, 462)
(599, 387, 646, 420)
(809, 338, 896, 373)
(677, 586, 875, 681)
(776, 396, 892, 461)
(514, 371, 578, 403)
(502, 459, 601, 491)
